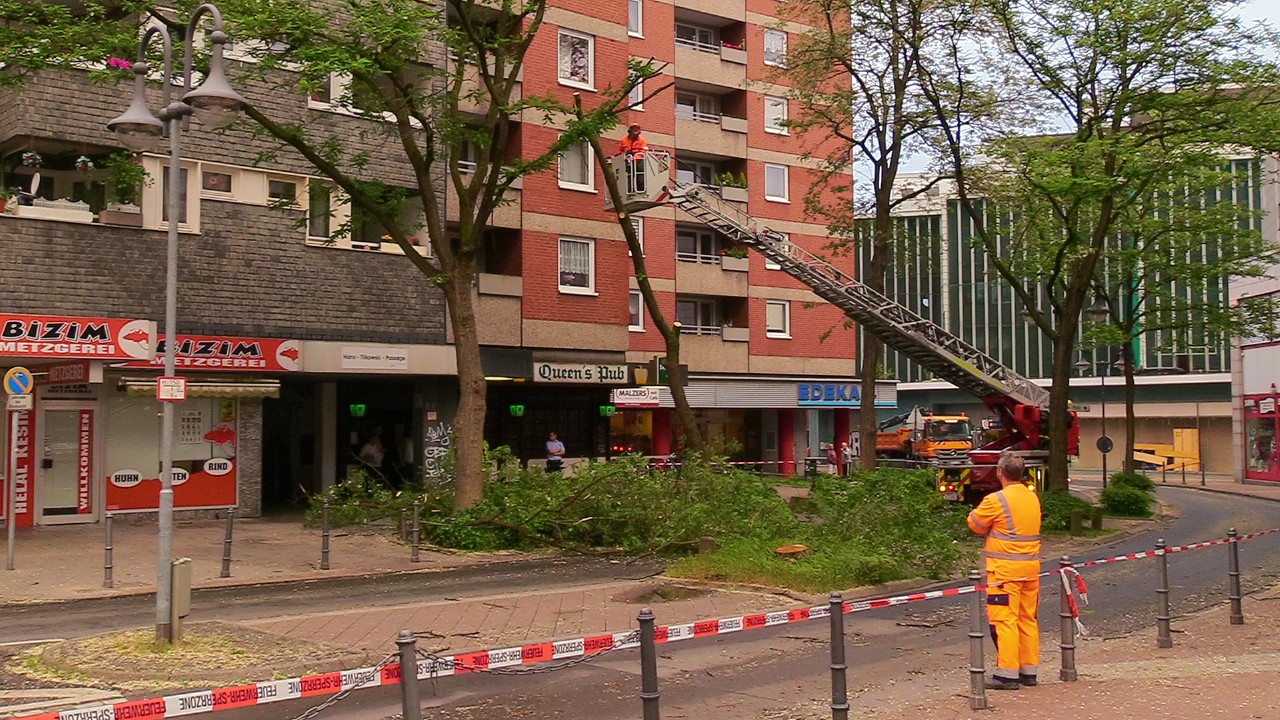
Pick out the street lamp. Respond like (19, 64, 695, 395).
(107, 3, 245, 644)
(1083, 295, 1113, 488)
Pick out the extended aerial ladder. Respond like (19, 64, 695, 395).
(608, 152, 1077, 493)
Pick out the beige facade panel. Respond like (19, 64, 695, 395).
(477, 273, 523, 297)
(745, 11, 814, 33)
(748, 286, 823, 302)
(447, 183, 521, 229)
(680, 0, 746, 22)
(674, 46, 746, 90)
(477, 295, 523, 346)
(673, 205, 827, 236)
(746, 146, 826, 170)
(545, 7, 630, 42)
(749, 354, 857, 376)
(523, 212, 622, 239)
(629, 276, 676, 292)
(675, 117, 748, 157)
(524, 319, 629, 350)
(680, 333, 750, 373)
(676, 260, 750, 297)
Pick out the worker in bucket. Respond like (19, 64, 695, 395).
(967, 452, 1041, 690)
(618, 123, 648, 193)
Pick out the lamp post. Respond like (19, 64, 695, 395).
(107, 4, 245, 644)
(1084, 296, 1111, 488)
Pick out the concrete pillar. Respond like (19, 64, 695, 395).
(652, 409, 671, 456)
(778, 408, 795, 476)
(236, 398, 263, 517)
(834, 409, 851, 474)
(317, 381, 338, 492)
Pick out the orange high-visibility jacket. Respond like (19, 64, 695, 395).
(619, 135, 648, 157)
(967, 483, 1041, 576)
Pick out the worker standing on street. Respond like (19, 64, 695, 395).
(967, 452, 1041, 690)
(618, 123, 648, 193)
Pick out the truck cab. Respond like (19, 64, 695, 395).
(875, 407, 973, 461)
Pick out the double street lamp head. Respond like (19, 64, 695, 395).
(1085, 295, 1110, 322)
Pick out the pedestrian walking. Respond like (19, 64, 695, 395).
(546, 431, 566, 473)
(967, 452, 1041, 690)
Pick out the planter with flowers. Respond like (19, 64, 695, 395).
(719, 172, 748, 203)
(720, 245, 749, 272)
(720, 41, 747, 65)
(98, 151, 147, 227)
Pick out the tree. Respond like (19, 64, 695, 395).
(1083, 158, 1280, 471)
(570, 85, 708, 454)
(0, 0, 636, 509)
(925, 0, 1280, 491)
(776, 0, 985, 468)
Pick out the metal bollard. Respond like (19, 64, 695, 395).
(321, 498, 331, 571)
(397, 630, 422, 720)
(967, 569, 987, 710)
(103, 513, 114, 589)
(1058, 556, 1077, 681)
(400, 508, 409, 543)
(220, 508, 235, 578)
(1228, 528, 1244, 625)
(1155, 538, 1173, 648)
(411, 498, 421, 564)
(828, 592, 849, 720)
(638, 607, 661, 720)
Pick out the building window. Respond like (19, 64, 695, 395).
(629, 291, 644, 331)
(628, 0, 643, 37)
(201, 170, 233, 194)
(765, 96, 788, 134)
(558, 140, 594, 191)
(558, 30, 594, 89)
(268, 178, 299, 205)
(628, 78, 644, 110)
(161, 166, 189, 224)
(675, 23, 718, 53)
(766, 300, 791, 338)
(765, 231, 786, 270)
(456, 140, 480, 174)
(628, 217, 644, 256)
(764, 163, 789, 202)
(675, 91, 720, 122)
(559, 237, 596, 294)
(308, 182, 332, 238)
(676, 226, 719, 263)
(764, 30, 787, 67)
(310, 74, 333, 104)
(676, 297, 720, 335)
(676, 160, 718, 187)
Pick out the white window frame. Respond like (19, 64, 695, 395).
(199, 165, 239, 200)
(628, 0, 643, 37)
(676, 160, 719, 187)
(763, 30, 787, 67)
(766, 300, 792, 338)
(676, 226, 719, 263)
(266, 176, 302, 208)
(676, 297, 721, 335)
(764, 163, 790, 203)
(558, 236, 597, 295)
(629, 290, 645, 331)
(675, 23, 718, 53)
(628, 78, 645, 111)
(557, 29, 595, 91)
(557, 139, 595, 192)
(764, 95, 788, 135)
(628, 217, 645, 256)
(765, 231, 786, 270)
(142, 156, 200, 233)
(306, 180, 337, 241)
(675, 91, 720, 123)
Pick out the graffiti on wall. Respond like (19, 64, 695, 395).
(423, 421, 453, 479)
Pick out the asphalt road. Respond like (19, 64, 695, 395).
(8, 486, 1279, 720)
(272, 485, 1280, 720)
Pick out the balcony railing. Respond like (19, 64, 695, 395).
(678, 322, 722, 336)
(676, 108, 721, 123)
(676, 249, 721, 264)
(675, 37, 719, 54)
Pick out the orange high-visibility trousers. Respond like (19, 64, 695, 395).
(987, 572, 1040, 680)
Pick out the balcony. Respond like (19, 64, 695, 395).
(674, 42, 746, 90)
(446, 174, 521, 229)
(675, 260, 749, 297)
(474, 272, 523, 346)
(675, 113, 747, 157)
(679, 332, 749, 373)
(455, 57, 523, 116)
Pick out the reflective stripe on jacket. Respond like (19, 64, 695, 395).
(967, 483, 1041, 574)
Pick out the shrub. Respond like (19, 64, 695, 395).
(1100, 485, 1154, 517)
(1039, 491, 1096, 533)
(1109, 470, 1155, 492)
(305, 468, 422, 528)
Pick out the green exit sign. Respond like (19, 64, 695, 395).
(599, 405, 617, 417)
(349, 404, 367, 418)
(509, 404, 525, 417)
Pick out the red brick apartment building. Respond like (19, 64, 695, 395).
(478, 0, 890, 469)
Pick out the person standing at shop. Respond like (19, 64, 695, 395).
(546, 431, 566, 473)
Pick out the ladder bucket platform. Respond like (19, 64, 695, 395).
(605, 152, 671, 213)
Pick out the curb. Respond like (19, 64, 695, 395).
(1158, 483, 1280, 504)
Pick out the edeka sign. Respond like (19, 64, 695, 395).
(120, 336, 302, 372)
(0, 313, 156, 360)
(534, 362, 628, 384)
(797, 382, 861, 406)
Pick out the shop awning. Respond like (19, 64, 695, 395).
(118, 377, 281, 399)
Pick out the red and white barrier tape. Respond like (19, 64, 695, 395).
(18, 527, 1279, 720)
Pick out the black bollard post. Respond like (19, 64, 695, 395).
(638, 608, 661, 720)
(397, 630, 421, 720)
(828, 592, 849, 720)
(103, 513, 114, 589)
(220, 507, 235, 578)
(1156, 538, 1172, 648)
(411, 498, 421, 564)
(400, 508, 409, 543)
(321, 498, 331, 571)
(968, 569, 987, 710)
(1228, 528, 1244, 625)
(1058, 557, 1077, 681)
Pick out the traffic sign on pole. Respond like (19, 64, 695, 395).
(3, 367, 33, 396)
(6, 395, 32, 411)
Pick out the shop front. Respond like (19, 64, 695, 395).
(1238, 336, 1279, 483)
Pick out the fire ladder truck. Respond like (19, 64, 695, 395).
(607, 152, 1078, 501)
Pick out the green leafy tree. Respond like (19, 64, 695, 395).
(924, 0, 1280, 491)
(775, 0, 993, 468)
(0, 0, 638, 509)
